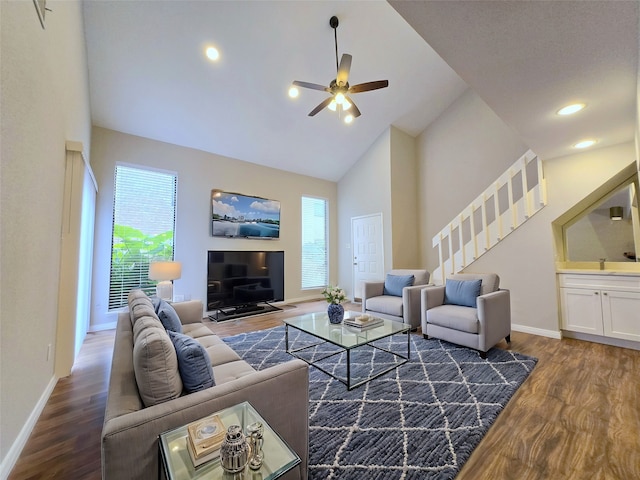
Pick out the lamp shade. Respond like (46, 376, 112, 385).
(610, 206, 624, 221)
(149, 261, 182, 281)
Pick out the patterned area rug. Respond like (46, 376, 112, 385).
(223, 326, 537, 479)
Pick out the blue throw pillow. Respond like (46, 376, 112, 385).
(383, 274, 415, 297)
(153, 298, 182, 333)
(444, 279, 482, 307)
(167, 331, 215, 393)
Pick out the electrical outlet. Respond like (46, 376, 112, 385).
(173, 294, 184, 302)
(47, 344, 52, 361)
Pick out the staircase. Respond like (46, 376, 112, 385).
(431, 150, 546, 284)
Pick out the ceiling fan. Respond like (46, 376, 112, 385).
(291, 16, 389, 123)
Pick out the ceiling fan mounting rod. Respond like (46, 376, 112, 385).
(331, 16, 339, 75)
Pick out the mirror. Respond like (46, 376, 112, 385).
(564, 179, 639, 262)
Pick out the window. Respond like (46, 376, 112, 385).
(109, 165, 177, 309)
(301, 196, 328, 289)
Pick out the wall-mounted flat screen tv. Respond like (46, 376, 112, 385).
(211, 190, 280, 239)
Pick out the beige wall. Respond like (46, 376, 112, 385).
(90, 128, 338, 329)
(0, 0, 92, 473)
(337, 128, 393, 297)
(390, 127, 420, 269)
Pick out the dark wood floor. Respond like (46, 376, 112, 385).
(8, 300, 640, 479)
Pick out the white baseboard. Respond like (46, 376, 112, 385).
(511, 323, 562, 339)
(0, 375, 58, 480)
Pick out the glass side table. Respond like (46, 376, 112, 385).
(159, 401, 300, 480)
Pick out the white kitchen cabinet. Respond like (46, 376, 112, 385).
(559, 273, 640, 342)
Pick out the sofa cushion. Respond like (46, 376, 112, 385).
(212, 360, 257, 384)
(365, 295, 403, 317)
(133, 325, 182, 407)
(168, 331, 215, 393)
(155, 299, 182, 333)
(383, 274, 415, 297)
(128, 290, 156, 326)
(132, 315, 165, 344)
(427, 304, 479, 334)
(444, 279, 482, 308)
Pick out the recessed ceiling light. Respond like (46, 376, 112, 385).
(557, 103, 586, 116)
(205, 46, 219, 61)
(573, 139, 597, 149)
(288, 86, 299, 98)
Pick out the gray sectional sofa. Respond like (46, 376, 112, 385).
(101, 290, 309, 480)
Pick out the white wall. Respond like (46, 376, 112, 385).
(90, 128, 337, 329)
(0, 0, 92, 473)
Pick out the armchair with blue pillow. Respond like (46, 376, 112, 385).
(362, 269, 431, 330)
(421, 273, 511, 358)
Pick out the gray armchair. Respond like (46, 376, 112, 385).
(421, 273, 511, 358)
(362, 269, 430, 330)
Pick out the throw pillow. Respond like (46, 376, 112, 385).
(383, 274, 415, 297)
(444, 278, 482, 308)
(133, 326, 183, 407)
(168, 331, 215, 393)
(154, 298, 183, 333)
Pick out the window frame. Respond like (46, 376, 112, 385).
(108, 163, 178, 310)
(301, 195, 329, 290)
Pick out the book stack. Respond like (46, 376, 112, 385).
(343, 314, 383, 330)
(186, 414, 226, 468)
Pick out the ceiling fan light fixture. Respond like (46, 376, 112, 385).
(291, 15, 388, 121)
(288, 86, 299, 98)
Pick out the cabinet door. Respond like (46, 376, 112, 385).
(601, 290, 640, 341)
(560, 288, 604, 335)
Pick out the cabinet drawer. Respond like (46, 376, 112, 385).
(558, 274, 640, 292)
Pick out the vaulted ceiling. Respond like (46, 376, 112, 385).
(83, 1, 638, 182)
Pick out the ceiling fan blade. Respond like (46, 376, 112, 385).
(349, 80, 389, 94)
(345, 96, 361, 118)
(293, 80, 330, 92)
(336, 54, 352, 86)
(308, 97, 334, 116)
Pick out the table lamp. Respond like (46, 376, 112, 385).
(149, 261, 182, 301)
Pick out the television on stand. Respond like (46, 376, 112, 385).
(207, 250, 284, 321)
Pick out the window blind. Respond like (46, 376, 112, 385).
(109, 165, 177, 309)
(301, 196, 328, 289)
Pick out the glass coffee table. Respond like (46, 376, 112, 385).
(283, 311, 410, 390)
(159, 401, 300, 480)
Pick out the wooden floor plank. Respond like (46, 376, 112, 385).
(7, 300, 640, 479)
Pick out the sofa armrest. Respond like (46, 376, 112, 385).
(402, 284, 429, 329)
(420, 286, 445, 332)
(172, 300, 204, 324)
(362, 281, 384, 312)
(102, 359, 309, 480)
(421, 285, 445, 310)
(477, 289, 511, 350)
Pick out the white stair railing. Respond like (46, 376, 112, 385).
(431, 150, 546, 284)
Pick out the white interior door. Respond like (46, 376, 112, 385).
(351, 213, 384, 301)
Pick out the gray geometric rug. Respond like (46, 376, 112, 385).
(223, 326, 537, 479)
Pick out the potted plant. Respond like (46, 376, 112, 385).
(322, 285, 347, 324)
